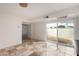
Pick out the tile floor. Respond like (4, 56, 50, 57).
(0, 39, 76, 56)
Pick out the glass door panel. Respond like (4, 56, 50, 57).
(47, 23, 58, 56)
(57, 22, 75, 56)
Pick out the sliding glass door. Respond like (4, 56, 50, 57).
(47, 21, 75, 56)
(47, 23, 58, 55)
(47, 23, 57, 42)
(57, 22, 75, 56)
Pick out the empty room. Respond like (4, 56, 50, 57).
(0, 3, 79, 56)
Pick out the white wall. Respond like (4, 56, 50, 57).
(31, 23, 47, 41)
(74, 18, 79, 40)
(0, 14, 22, 49)
(74, 17, 79, 55)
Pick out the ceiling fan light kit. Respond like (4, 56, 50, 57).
(19, 3, 28, 7)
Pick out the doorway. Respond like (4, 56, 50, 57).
(22, 24, 31, 43)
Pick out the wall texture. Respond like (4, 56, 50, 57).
(0, 14, 22, 49)
(31, 23, 47, 41)
(74, 17, 79, 55)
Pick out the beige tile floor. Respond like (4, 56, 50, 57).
(0, 39, 76, 56)
(47, 42, 76, 56)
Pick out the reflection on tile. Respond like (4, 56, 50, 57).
(0, 39, 76, 56)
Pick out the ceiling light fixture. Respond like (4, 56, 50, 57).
(19, 3, 28, 8)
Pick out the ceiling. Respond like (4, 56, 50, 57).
(0, 3, 79, 21)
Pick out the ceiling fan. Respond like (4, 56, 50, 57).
(19, 3, 28, 8)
